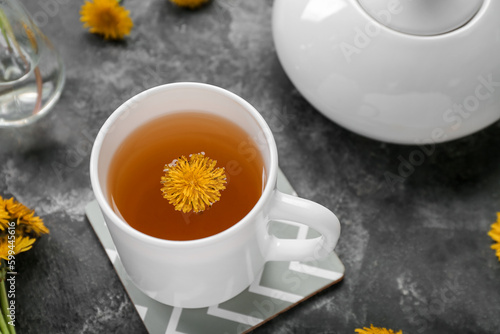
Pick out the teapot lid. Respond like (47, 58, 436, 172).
(357, 0, 484, 35)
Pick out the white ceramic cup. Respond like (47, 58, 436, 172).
(89, 82, 341, 308)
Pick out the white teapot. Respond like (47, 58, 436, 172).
(272, 0, 500, 144)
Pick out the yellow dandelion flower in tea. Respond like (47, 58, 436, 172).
(161, 153, 226, 213)
(0, 235, 37, 260)
(170, 0, 210, 9)
(355, 325, 403, 334)
(80, 0, 133, 40)
(488, 212, 500, 261)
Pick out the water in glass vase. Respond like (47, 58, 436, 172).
(0, 0, 65, 127)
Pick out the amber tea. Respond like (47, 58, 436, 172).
(107, 111, 265, 241)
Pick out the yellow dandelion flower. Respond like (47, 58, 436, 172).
(160, 153, 226, 213)
(0, 235, 37, 260)
(18, 211, 49, 236)
(355, 325, 403, 334)
(80, 0, 133, 40)
(0, 208, 9, 231)
(2, 196, 30, 219)
(492, 243, 500, 262)
(0, 195, 49, 236)
(488, 212, 500, 261)
(170, 0, 209, 9)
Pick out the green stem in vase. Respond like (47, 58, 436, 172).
(0, 6, 31, 79)
(0, 8, 15, 51)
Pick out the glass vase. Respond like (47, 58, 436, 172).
(0, 0, 65, 127)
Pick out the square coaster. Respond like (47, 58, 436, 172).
(85, 169, 344, 334)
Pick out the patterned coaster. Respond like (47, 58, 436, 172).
(85, 169, 344, 334)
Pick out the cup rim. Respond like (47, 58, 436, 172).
(90, 82, 278, 248)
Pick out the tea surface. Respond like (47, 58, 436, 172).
(107, 111, 265, 241)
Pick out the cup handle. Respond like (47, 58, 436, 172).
(266, 190, 341, 262)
